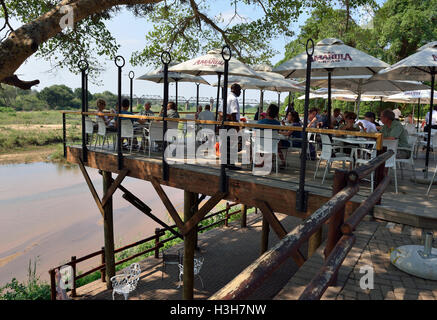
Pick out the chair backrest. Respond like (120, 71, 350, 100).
(121, 119, 133, 138)
(149, 121, 179, 142)
(96, 118, 107, 136)
(193, 257, 204, 275)
(320, 134, 333, 159)
(404, 123, 416, 135)
(126, 263, 141, 290)
(432, 129, 437, 145)
(383, 139, 398, 168)
(407, 135, 417, 149)
(84, 117, 94, 134)
(253, 129, 280, 154)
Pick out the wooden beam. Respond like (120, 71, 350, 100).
(150, 177, 185, 232)
(256, 199, 306, 267)
(78, 158, 105, 217)
(101, 168, 129, 208)
(183, 191, 196, 300)
(102, 171, 115, 289)
(260, 215, 269, 255)
(256, 200, 287, 238)
(120, 186, 183, 239)
(183, 192, 226, 235)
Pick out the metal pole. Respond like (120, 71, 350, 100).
(327, 69, 333, 127)
(175, 79, 179, 109)
(220, 46, 231, 193)
(277, 92, 281, 109)
(417, 98, 421, 132)
(215, 73, 222, 120)
(242, 89, 246, 116)
(297, 39, 314, 212)
(115, 56, 125, 170)
(85, 70, 89, 112)
(196, 83, 200, 110)
(78, 60, 88, 163)
(425, 70, 435, 178)
(62, 112, 66, 158)
(129, 71, 135, 113)
(161, 52, 171, 181)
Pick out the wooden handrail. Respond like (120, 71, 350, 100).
(61, 111, 383, 149)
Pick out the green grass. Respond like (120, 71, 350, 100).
(0, 110, 63, 125)
(0, 259, 51, 300)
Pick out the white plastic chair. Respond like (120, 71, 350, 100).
(252, 129, 280, 174)
(117, 119, 144, 153)
(396, 135, 417, 182)
(110, 263, 141, 300)
(426, 162, 437, 196)
(417, 129, 437, 160)
(383, 139, 399, 194)
(177, 257, 204, 289)
(84, 117, 95, 147)
(95, 118, 116, 150)
(148, 121, 179, 156)
(353, 145, 377, 192)
(314, 134, 355, 184)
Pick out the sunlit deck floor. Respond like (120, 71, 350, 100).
(74, 212, 321, 300)
(78, 143, 437, 229)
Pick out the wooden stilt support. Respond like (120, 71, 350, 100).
(183, 191, 196, 300)
(241, 204, 247, 228)
(308, 228, 322, 258)
(260, 215, 269, 255)
(102, 171, 115, 289)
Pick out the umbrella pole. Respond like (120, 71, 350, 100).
(175, 79, 179, 110)
(196, 83, 200, 110)
(327, 70, 332, 127)
(242, 89, 246, 116)
(277, 92, 281, 109)
(259, 90, 264, 115)
(424, 71, 435, 178)
(417, 98, 421, 132)
(215, 73, 222, 121)
(287, 91, 292, 113)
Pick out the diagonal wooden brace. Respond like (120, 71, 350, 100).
(101, 168, 129, 208)
(150, 177, 186, 233)
(78, 159, 105, 217)
(256, 199, 306, 267)
(183, 191, 227, 235)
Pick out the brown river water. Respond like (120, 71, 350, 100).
(0, 162, 184, 287)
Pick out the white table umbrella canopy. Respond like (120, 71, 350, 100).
(384, 90, 432, 104)
(372, 42, 437, 81)
(272, 38, 390, 79)
(168, 48, 264, 79)
(137, 64, 210, 85)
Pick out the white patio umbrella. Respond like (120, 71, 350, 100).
(273, 38, 390, 125)
(371, 41, 437, 177)
(305, 75, 428, 115)
(137, 64, 209, 109)
(168, 48, 264, 120)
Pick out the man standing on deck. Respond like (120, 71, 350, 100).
(218, 83, 241, 122)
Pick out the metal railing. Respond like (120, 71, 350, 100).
(209, 150, 393, 300)
(48, 202, 245, 300)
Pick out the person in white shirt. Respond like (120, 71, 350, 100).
(356, 111, 378, 133)
(392, 107, 402, 120)
(424, 106, 437, 131)
(198, 104, 215, 121)
(218, 83, 241, 121)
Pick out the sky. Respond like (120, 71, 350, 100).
(12, 1, 383, 104)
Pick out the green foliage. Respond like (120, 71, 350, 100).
(0, 259, 50, 300)
(37, 85, 77, 110)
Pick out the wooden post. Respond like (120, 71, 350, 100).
(102, 171, 115, 290)
(154, 228, 161, 259)
(100, 247, 106, 282)
(194, 194, 199, 251)
(374, 147, 387, 206)
(308, 227, 322, 258)
(241, 204, 247, 228)
(260, 216, 270, 255)
(71, 256, 77, 297)
(183, 191, 196, 300)
(49, 269, 56, 300)
(225, 202, 230, 227)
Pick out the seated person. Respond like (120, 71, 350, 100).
(138, 101, 155, 124)
(339, 112, 360, 131)
(356, 112, 378, 133)
(166, 101, 180, 118)
(308, 108, 321, 128)
(195, 106, 203, 119)
(198, 104, 215, 121)
(332, 108, 344, 128)
(95, 99, 115, 131)
(257, 104, 287, 167)
(380, 109, 410, 159)
(280, 111, 302, 148)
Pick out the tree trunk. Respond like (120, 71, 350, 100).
(0, 0, 162, 85)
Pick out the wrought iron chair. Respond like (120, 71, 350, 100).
(177, 256, 204, 289)
(110, 263, 141, 300)
(162, 248, 183, 280)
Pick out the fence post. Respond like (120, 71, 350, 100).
(100, 247, 106, 282)
(225, 202, 230, 227)
(374, 147, 387, 206)
(324, 170, 347, 286)
(71, 256, 77, 297)
(241, 204, 247, 228)
(154, 228, 161, 259)
(49, 269, 56, 300)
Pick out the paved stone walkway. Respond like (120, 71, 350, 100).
(275, 218, 437, 300)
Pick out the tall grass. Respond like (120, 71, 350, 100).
(0, 259, 50, 300)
